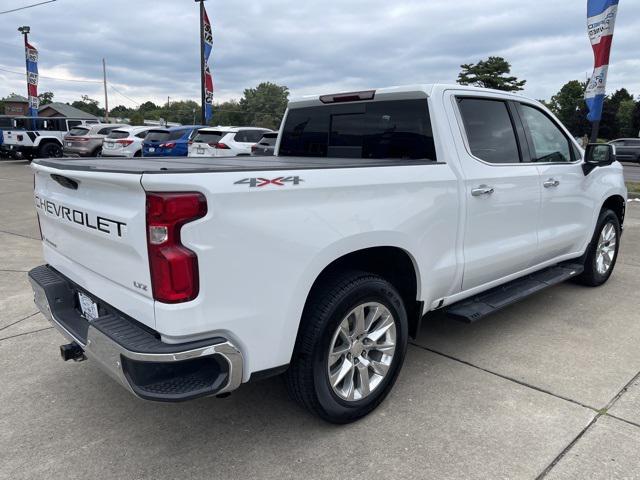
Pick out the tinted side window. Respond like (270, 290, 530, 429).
(234, 130, 265, 143)
(279, 99, 437, 160)
(519, 104, 572, 163)
(458, 98, 520, 164)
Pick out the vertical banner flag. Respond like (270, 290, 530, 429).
(203, 8, 214, 122)
(585, 0, 619, 123)
(25, 40, 39, 117)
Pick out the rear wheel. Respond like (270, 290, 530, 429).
(576, 209, 620, 286)
(286, 271, 408, 423)
(38, 142, 63, 158)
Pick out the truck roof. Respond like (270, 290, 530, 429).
(288, 83, 531, 109)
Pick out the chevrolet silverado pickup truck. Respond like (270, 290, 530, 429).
(28, 84, 627, 424)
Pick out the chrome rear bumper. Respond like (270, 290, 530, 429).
(29, 265, 244, 401)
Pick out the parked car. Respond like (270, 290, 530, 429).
(29, 84, 626, 424)
(142, 126, 205, 157)
(251, 131, 278, 156)
(188, 127, 271, 157)
(102, 126, 153, 158)
(2, 117, 99, 159)
(63, 123, 127, 157)
(609, 138, 640, 163)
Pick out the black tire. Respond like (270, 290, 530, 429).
(93, 147, 102, 157)
(286, 270, 408, 424)
(38, 142, 63, 158)
(576, 209, 620, 287)
(134, 150, 142, 157)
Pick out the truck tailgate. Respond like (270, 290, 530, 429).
(33, 163, 155, 327)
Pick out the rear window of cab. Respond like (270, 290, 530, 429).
(278, 99, 437, 161)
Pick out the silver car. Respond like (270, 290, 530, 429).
(63, 123, 127, 157)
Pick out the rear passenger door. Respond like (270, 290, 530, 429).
(454, 96, 541, 291)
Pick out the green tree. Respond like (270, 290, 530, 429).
(110, 104, 132, 118)
(599, 89, 634, 140)
(239, 82, 290, 129)
(212, 100, 247, 126)
(547, 80, 590, 137)
(128, 111, 145, 125)
(616, 99, 636, 138)
(70, 95, 103, 116)
(457, 56, 526, 92)
(632, 101, 640, 137)
(38, 91, 54, 105)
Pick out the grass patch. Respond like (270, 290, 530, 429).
(627, 182, 640, 195)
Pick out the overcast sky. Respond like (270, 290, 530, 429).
(0, 0, 638, 109)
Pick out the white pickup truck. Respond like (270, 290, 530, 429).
(29, 84, 626, 423)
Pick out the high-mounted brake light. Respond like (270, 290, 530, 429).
(319, 90, 376, 104)
(146, 192, 207, 303)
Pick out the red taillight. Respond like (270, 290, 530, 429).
(251, 145, 258, 152)
(146, 192, 207, 303)
(66, 136, 89, 142)
(214, 142, 230, 149)
(116, 139, 134, 146)
(159, 142, 176, 149)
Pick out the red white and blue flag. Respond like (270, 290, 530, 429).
(585, 0, 619, 123)
(203, 8, 214, 122)
(25, 40, 39, 117)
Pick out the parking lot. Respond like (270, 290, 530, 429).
(1, 159, 639, 479)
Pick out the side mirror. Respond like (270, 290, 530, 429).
(583, 143, 616, 175)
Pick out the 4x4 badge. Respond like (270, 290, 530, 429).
(234, 176, 304, 188)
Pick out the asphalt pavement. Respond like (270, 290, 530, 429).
(1, 159, 639, 480)
(623, 162, 640, 183)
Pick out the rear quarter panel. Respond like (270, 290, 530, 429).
(142, 163, 459, 380)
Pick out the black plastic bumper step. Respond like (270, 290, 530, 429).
(445, 263, 584, 323)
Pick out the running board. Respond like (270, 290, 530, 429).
(445, 263, 584, 323)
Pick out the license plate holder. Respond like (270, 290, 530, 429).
(148, 147, 155, 153)
(196, 147, 205, 154)
(78, 292, 99, 321)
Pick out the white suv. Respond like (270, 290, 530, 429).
(102, 126, 153, 158)
(188, 127, 272, 157)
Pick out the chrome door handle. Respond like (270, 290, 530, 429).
(471, 185, 495, 197)
(543, 178, 560, 188)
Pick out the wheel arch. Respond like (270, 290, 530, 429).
(296, 245, 423, 343)
(601, 194, 626, 227)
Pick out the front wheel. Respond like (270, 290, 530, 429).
(286, 271, 408, 423)
(576, 209, 621, 286)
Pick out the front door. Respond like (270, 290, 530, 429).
(454, 96, 541, 291)
(515, 102, 596, 263)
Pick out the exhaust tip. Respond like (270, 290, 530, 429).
(60, 342, 86, 362)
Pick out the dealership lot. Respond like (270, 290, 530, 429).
(1, 159, 639, 479)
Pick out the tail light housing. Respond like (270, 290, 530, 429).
(159, 142, 176, 149)
(213, 142, 230, 149)
(146, 192, 207, 303)
(116, 139, 134, 146)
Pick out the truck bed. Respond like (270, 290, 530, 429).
(33, 156, 437, 174)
